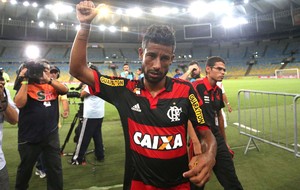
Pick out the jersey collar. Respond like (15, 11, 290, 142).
(203, 77, 218, 92)
(137, 76, 173, 92)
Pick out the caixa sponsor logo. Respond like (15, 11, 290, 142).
(133, 132, 183, 150)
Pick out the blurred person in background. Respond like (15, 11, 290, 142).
(14, 60, 68, 190)
(0, 68, 10, 87)
(0, 70, 18, 190)
(179, 61, 202, 82)
(34, 65, 69, 179)
(173, 68, 183, 78)
(71, 64, 105, 165)
(216, 81, 232, 128)
(135, 67, 144, 80)
(119, 63, 134, 80)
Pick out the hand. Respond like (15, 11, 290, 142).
(183, 153, 215, 187)
(19, 68, 28, 78)
(227, 104, 232, 113)
(188, 65, 198, 73)
(76, 1, 105, 25)
(40, 70, 51, 84)
(61, 110, 69, 118)
(226, 143, 235, 158)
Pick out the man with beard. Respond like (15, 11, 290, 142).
(69, 1, 217, 189)
(179, 61, 202, 82)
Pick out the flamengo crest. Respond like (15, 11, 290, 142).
(167, 106, 182, 122)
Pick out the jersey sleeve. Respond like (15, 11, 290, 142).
(88, 69, 132, 105)
(187, 85, 210, 131)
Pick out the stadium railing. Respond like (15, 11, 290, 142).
(237, 90, 300, 158)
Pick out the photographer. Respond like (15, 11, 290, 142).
(14, 60, 68, 190)
(0, 70, 18, 190)
(71, 65, 105, 165)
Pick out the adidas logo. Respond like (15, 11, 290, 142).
(131, 103, 141, 112)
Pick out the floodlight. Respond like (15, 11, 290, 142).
(25, 45, 40, 59)
(108, 26, 116, 33)
(98, 25, 106, 31)
(38, 21, 44, 28)
(23, 1, 29, 7)
(32, 2, 38, 8)
(10, 0, 17, 5)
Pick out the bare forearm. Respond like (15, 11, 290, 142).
(179, 69, 192, 80)
(218, 116, 227, 142)
(4, 104, 18, 124)
(48, 79, 69, 95)
(69, 28, 94, 86)
(14, 85, 28, 108)
(199, 130, 217, 158)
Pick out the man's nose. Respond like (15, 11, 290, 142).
(152, 57, 162, 69)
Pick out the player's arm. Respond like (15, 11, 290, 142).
(69, 1, 103, 87)
(0, 85, 18, 124)
(183, 86, 216, 187)
(14, 68, 28, 108)
(217, 109, 227, 142)
(184, 128, 216, 187)
(179, 64, 198, 80)
(60, 95, 69, 118)
(223, 93, 232, 112)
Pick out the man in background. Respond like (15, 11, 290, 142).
(0, 68, 10, 87)
(14, 60, 68, 190)
(119, 63, 134, 80)
(71, 65, 105, 165)
(191, 56, 243, 190)
(179, 61, 202, 82)
(173, 68, 183, 78)
(0, 70, 18, 190)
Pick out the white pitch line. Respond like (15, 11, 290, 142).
(233, 122, 261, 133)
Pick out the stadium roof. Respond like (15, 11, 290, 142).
(1, 0, 300, 43)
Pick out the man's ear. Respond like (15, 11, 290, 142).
(138, 47, 143, 60)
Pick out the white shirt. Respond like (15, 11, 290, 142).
(0, 89, 18, 170)
(83, 86, 105, 119)
(217, 81, 225, 94)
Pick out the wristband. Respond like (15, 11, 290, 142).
(21, 81, 28, 85)
(227, 102, 230, 105)
(48, 78, 53, 85)
(80, 23, 91, 30)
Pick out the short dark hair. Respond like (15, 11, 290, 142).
(206, 56, 226, 67)
(142, 24, 176, 53)
(189, 60, 199, 66)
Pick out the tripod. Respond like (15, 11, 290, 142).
(60, 102, 84, 155)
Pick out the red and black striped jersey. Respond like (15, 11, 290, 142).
(192, 77, 225, 135)
(89, 70, 209, 189)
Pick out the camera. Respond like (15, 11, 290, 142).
(67, 83, 83, 99)
(23, 60, 47, 79)
(67, 90, 81, 98)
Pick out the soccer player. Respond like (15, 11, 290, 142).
(69, 1, 217, 189)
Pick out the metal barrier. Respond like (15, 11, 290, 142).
(237, 90, 300, 157)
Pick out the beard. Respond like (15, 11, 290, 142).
(143, 69, 168, 84)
